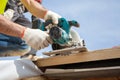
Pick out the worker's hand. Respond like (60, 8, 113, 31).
(22, 28, 52, 50)
(44, 11, 61, 24)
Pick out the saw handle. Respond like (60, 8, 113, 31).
(44, 19, 53, 27)
(68, 20, 80, 27)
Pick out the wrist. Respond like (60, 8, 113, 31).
(43, 10, 49, 20)
(21, 27, 27, 38)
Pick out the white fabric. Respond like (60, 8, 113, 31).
(3, 9, 14, 20)
(44, 11, 61, 24)
(22, 28, 52, 50)
(0, 59, 43, 80)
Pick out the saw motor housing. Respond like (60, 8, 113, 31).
(32, 18, 84, 50)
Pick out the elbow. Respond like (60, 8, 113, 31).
(0, 15, 5, 23)
(0, 15, 9, 26)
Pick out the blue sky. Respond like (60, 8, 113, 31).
(36, 0, 120, 57)
(38, 0, 120, 54)
(0, 0, 120, 59)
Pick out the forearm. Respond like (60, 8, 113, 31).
(20, 0, 47, 19)
(0, 15, 25, 38)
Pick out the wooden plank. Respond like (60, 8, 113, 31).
(20, 67, 120, 80)
(20, 76, 120, 80)
(81, 77, 120, 80)
(35, 47, 120, 67)
(19, 76, 48, 80)
(44, 66, 120, 79)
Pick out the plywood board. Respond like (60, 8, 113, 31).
(35, 47, 120, 67)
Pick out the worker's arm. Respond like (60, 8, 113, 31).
(0, 15, 52, 50)
(0, 15, 25, 38)
(20, 0, 61, 24)
(20, 0, 46, 19)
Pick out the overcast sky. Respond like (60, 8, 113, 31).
(0, 0, 120, 59)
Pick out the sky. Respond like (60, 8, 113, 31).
(36, 0, 120, 56)
(0, 0, 120, 60)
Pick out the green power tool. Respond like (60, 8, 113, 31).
(32, 18, 80, 50)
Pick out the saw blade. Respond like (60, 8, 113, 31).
(43, 46, 87, 56)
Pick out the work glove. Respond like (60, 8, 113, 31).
(44, 10, 61, 24)
(22, 28, 52, 50)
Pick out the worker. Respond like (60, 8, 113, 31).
(0, 0, 61, 58)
